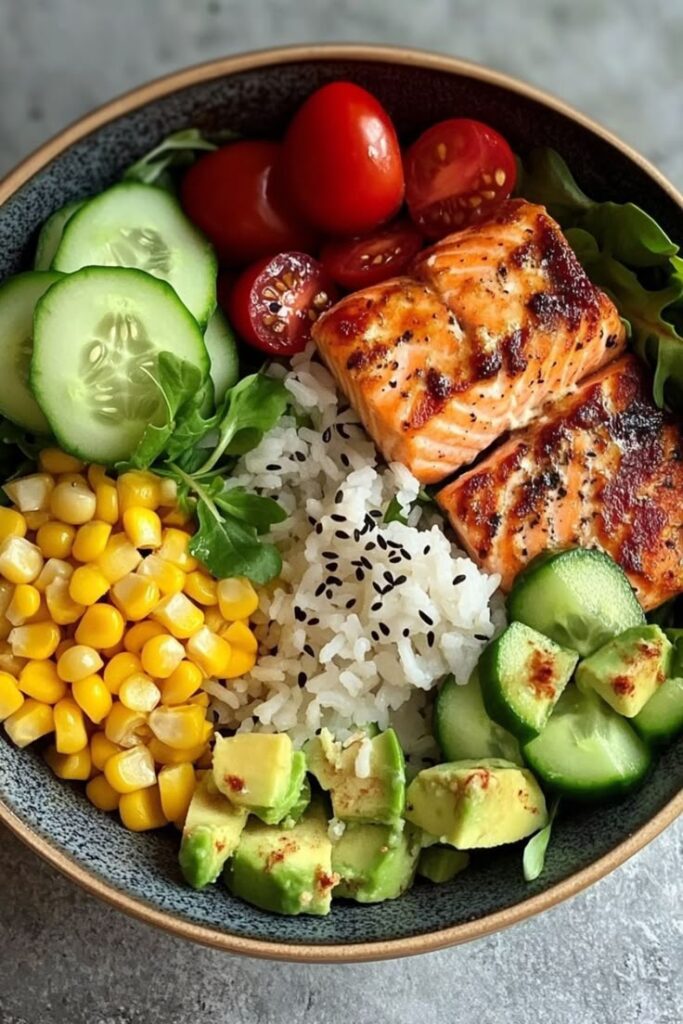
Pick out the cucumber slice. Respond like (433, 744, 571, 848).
(204, 308, 239, 405)
(53, 182, 217, 326)
(523, 686, 651, 800)
(479, 622, 578, 742)
(31, 266, 209, 464)
(434, 671, 522, 765)
(633, 636, 683, 744)
(34, 199, 85, 271)
(0, 271, 63, 433)
(508, 548, 645, 657)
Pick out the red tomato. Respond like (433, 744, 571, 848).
(282, 82, 404, 236)
(404, 119, 516, 237)
(320, 220, 424, 290)
(180, 141, 316, 265)
(227, 252, 338, 356)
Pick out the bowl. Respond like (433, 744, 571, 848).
(0, 44, 681, 963)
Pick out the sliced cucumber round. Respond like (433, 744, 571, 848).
(34, 199, 85, 271)
(508, 547, 645, 657)
(523, 686, 651, 800)
(632, 676, 683, 745)
(31, 266, 209, 464)
(0, 271, 63, 433)
(434, 671, 522, 765)
(204, 308, 239, 404)
(52, 182, 217, 326)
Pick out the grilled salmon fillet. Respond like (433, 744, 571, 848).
(437, 355, 683, 610)
(312, 199, 626, 484)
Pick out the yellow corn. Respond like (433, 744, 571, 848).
(104, 744, 156, 793)
(49, 480, 97, 525)
(69, 564, 110, 605)
(140, 633, 185, 678)
(25, 597, 52, 624)
(187, 691, 210, 708)
(87, 464, 110, 488)
(0, 507, 27, 544)
(0, 536, 44, 584)
(0, 671, 24, 720)
(4, 698, 54, 747)
(85, 773, 120, 812)
(57, 472, 88, 487)
(72, 520, 112, 562)
(24, 511, 52, 530)
(103, 651, 142, 694)
(102, 639, 125, 659)
(72, 673, 113, 724)
(160, 660, 202, 705)
(158, 478, 178, 506)
(54, 638, 74, 660)
(119, 784, 167, 831)
(44, 744, 92, 781)
(183, 571, 218, 606)
(35, 521, 75, 559)
(75, 604, 125, 650)
(148, 704, 207, 750)
(147, 736, 208, 766)
(119, 673, 161, 713)
(54, 696, 88, 754)
(158, 528, 197, 572)
(217, 577, 259, 621)
(123, 619, 166, 654)
(123, 507, 162, 549)
(117, 471, 162, 513)
(57, 644, 103, 682)
(6, 584, 40, 626)
(40, 448, 83, 475)
(95, 482, 119, 524)
(9, 621, 61, 659)
(104, 702, 147, 747)
(35, 557, 73, 592)
(222, 619, 258, 655)
(4, 474, 54, 513)
(186, 626, 232, 678)
(224, 647, 257, 679)
(152, 592, 204, 639)
(158, 762, 196, 823)
(45, 578, 85, 625)
(96, 534, 142, 584)
(18, 660, 67, 703)
(110, 573, 160, 622)
(0, 640, 27, 675)
(90, 731, 122, 771)
(162, 506, 192, 527)
(137, 554, 185, 596)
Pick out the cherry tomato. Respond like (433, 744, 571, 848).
(282, 82, 404, 236)
(320, 220, 424, 290)
(180, 141, 316, 265)
(227, 252, 338, 356)
(404, 118, 516, 237)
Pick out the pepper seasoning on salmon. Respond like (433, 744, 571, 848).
(312, 199, 626, 484)
(437, 355, 683, 610)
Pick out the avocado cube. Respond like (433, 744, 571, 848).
(332, 822, 421, 903)
(405, 759, 548, 849)
(179, 774, 248, 889)
(251, 751, 311, 826)
(213, 733, 293, 809)
(417, 846, 470, 884)
(576, 625, 673, 717)
(306, 728, 405, 825)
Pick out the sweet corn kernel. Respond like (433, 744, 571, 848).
(4, 474, 54, 513)
(54, 696, 88, 754)
(0, 507, 27, 544)
(72, 673, 113, 724)
(87, 464, 110, 488)
(137, 554, 185, 595)
(25, 597, 51, 624)
(119, 784, 167, 831)
(0, 671, 24, 721)
(186, 626, 232, 678)
(147, 737, 208, 766)
(123, 620, 166, 654)
(0, 640, 27, 675)
(187, 691, 210, 708)
(148, 704, 206, 750)
(35, 557, 73, 592)
(95, 482, 119, 524)
(102, 640, 125, 659)
(24, 511, 51, 530)
(49, 480, 97, 525)
(158, 528, 197, 571)
(162, 506, 192, 527)
(119, 673, 161, 713)
(160, 660, 202, 705)
(217, 577, 259, 621)
(97, 534, 142, 584)
(69, 564, 110, 605)
(6, 584, 40, 626)
(201, 607, 229, 634)
(104, 702, 147, 748)
(158, 762, 196, 823)
(72, 520, 112, 562)
(158, 478, 178, 506)
(54, 638, 74, 660)
(103, 651, 142, 694)
(90, 731, 122, 771)
(117, 471, 162, 513)
(44, 744, 91, 780)
(110, 574, 160, 621)
(123, 507, 162, 549)
(75, 604, 125, 650)
(104, 744, 156, 794)
(224, 647, 258, 680)
(36, 521, 75, 559)
(140, 633, 185, 678)
(151, 592, 204, 639)
(57, 644, 103, 682)
(85, 773, 120, 812)
(9, 621, 60, 660)
(0, 536, 44, 584)
(18, 660, 67, 704)
(39, 449, 83, 475)
(45, 578, 85, 625)
(4, 698, 54, 747)
(222, 620, 258, 655)
(183, 571, 218, 606)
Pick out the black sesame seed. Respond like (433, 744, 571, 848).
(360, 556, 372, 570)
(370, 601, 382, 612)
(474, 633, 488, 641)
(295, 451, 306, 462)
(378, 536, 388, 551)
(326, 589, 334, 599)
(371, 630, 380, 642)
(387, 540, 402, 550)
(400, 549, 411, 560)
(340, 453, 350, 468)
(322, 428, 332, 442)
(337, 424, 350, 439)
(304, 644, 315, 657)
(372, 582, 383, 594)
(365, 542, 377, 551)
(383, 570, 394, 582)
(331, 513, 345, 523)
(314, 583, 326, 597)
(402, 627, 410, 638)
(335, 530, 350, 540)
(353, 529, 361, 542)
(419, 610, 434, 626)
(453, 574, 466, 585)
(345, 598, 356, 609)
(298, 672, 307, 686)
(427, 631, 435, 648)
(308, 617, 320, 626)
(423, 545, 431, 555)
(356, 568, 365, 582)
(326, 562, 339, 573)
(327, 576, 342, 587)
(370, 509, 382, 519)
(294, 606, 306, 622)
(394, 575, 407, 586)
(315, 523, 323, 535)
(334, 490, 344, 504)
(266, 464, 281, 472)
(379, 622, 390, 637)
(307, 515, 316, 526)
(321, 550, 338, 559)
(389, 554, 402, 564)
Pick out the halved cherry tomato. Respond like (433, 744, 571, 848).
(226, 252, 338, 356)
(282, 82, 404, 236)
(404, 119, 516, 238)
(320, 220, 424, 290)
(180, 141, 316, 265)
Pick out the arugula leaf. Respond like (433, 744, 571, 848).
(523, 798, 560, 882)
(516, 148, 593, 222)
(188, 496, 282, 585)
(122, 129, 218, 189)
(195, 373, 289, 475)
(216, 487, 287, 534)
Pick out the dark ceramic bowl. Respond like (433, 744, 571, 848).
(0, 45, 681, 962)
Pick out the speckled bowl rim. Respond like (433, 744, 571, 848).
(0, 44, 681, 963)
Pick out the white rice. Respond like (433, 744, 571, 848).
(206, 345, 503, 757)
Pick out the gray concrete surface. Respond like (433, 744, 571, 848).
(0, 1, 681, 1021)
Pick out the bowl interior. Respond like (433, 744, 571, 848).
(0, 52, 681, 955)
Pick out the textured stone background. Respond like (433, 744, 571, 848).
(0, 1, 681, 1021)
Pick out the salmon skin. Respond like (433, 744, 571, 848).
(312, 199, 626, 484)
(437, 355, 683, 610)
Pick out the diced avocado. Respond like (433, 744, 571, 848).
(179, 774, 248, 889)
(633, 636, 683, 744)
(405, 759, 547, 849)
(224, 800, 336, 916)
(479, 622, 578, 741)
(417, 846, 470, 884)
(252, 751, 310, 826)
(332, 822, 421, 903)
(213, 733, 293, 809)
(576, 625, 673, 717)
(306, 728, 405, 825)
